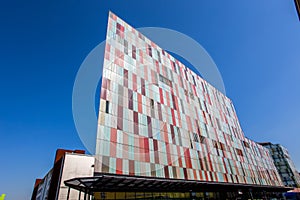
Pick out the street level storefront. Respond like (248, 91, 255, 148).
(64, 173, 290, 200)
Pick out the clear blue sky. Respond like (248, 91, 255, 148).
(0, 1, 299, 199)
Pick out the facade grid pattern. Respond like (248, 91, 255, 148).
(95, 12, 282, 187)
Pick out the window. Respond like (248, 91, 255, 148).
(157, 50, 161, 63)
(150, 99, 154, 109)
(243, 141, 250, 148)
(193, 133, 199, 142)
(220, 143, 225, 151)
(147, 45, 152, 57)
(159, 74, 172, 87)
(105, 101, 110, 113)
(132, 45, 136, 59)
(213, 140, 218, 149)
(216, 118, 221, 130)
(199, 135, 206, 144)
(236, 148, 243, 157)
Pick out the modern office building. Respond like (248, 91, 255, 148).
(65, 12, 288, 199)
(92, 11, 284, 186)
(260, 142, 300, 188)
(33, 12, 290, 199)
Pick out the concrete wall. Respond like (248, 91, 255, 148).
(57, 153, 95, 200)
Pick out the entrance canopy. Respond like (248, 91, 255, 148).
(64, 173, 291, 194)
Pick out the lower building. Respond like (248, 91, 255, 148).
(259, 142, 300, 188)
(31, 149, 95, 200)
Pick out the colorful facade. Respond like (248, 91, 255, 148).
(95, 12, 282, 187)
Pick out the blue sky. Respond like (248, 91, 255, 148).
(1, 1, 300, 199)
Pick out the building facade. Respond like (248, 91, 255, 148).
(95, 12, 282, 187)
(260, 142, 300, 188)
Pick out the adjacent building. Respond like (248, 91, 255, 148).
(31, 149, 95, 200)
(260, 142, 300, 188)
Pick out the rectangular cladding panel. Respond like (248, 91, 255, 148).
(95, 12, 282, 186)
